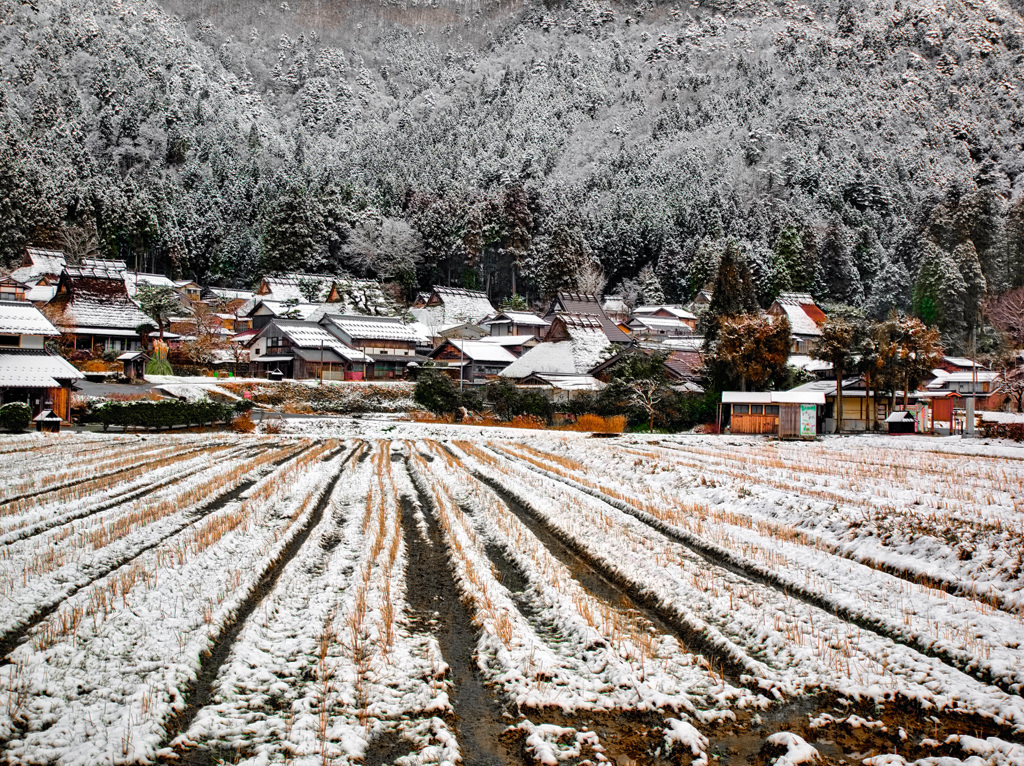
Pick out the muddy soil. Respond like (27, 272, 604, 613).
(391, 468, 511, 766)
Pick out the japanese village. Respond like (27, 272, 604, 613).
(2, 0, 1024, 761)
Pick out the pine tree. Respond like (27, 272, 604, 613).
(819, 219, 863, 305)
(701, 239, 759, 341)
(863, 256, 911, 320)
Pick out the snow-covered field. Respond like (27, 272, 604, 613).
(1, 426, 1023, 765)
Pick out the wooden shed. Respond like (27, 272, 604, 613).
(721, 390, 826, 438)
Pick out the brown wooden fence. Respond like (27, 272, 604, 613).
(731, 414, 778, 434)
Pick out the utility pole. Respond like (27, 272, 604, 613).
(319, 339, 324, 386)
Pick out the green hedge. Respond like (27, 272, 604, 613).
(0, 403, 32, 433)
(90, 399, 239, 431)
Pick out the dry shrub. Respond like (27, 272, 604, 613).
(262, 420, 282, 434)
(106, 391, 163, 402)
(694, 422, 720, 435)
(980, 421, 1024, 441)
(80, 359, 116, 373)
(281, 402, 314, 414)
(410, 410, 455, 424)
(560, 414, 626, 433)
(231, 413, 256, 433)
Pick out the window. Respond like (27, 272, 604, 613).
(765, 405, 780, 416)
(733, 404, 749, 414)
(750, 404, 764, 414)
(0, 335, 18, 347)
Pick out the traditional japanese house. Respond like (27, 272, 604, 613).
(46, 266, 154, 352)
(482, 311, 550, 338)
(625, 315, 695, 339)
(544, 293, 631, 345)
(319, 313, 425, 379)
(428, 339, 517, 383)
(412, 286, 495, 327)
(501, 314, 614, 380)
(249, 319, 372, 380)
(632, 305, 698, 330)
(11, 247, 66, 286)
(477, 335, 539, 357)
(0, 301, 83, 421)
(767, 293, 827, 353)
(0, 276, 26, 302)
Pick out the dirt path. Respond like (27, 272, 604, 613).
(396, 461, 510, 766)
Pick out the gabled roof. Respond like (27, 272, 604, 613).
(242, 298, 321, 321)
(322, 313, 422, 343)
(521, 373, 606, 391)
(204, 287, 255, 302)
(634, 305, 697, 320)
(420, 286, 495, 324)
(769, 293, 826, 337)
(430, 339, 517, 364)
(502, 322, 613, 379)
(484, 310, 550, 327)
(478, 335, 539, 347)
(268, 320, 344, 349)
(11, 248, 67, 284)
(258, 274, 336, 303)
(927, 371, 1000, 387)
(48, 270, 154, 332)
(627, 316, 694, 332)
(81, 258, 127, 271)
(0, 349, 82, 386)
(547, 293, 630, 343)
(124, 272, 176, 297)
(0, 301, 59, 336)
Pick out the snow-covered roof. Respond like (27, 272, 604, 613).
(770, 293, 827, 337)
(270, 320, 346, 349)
(524, 373, 606, 391)
(601, 296, 628, 314)
(478, 335, 538, 346)
(205, 287, 255, 302)
(927, 371, 999, 387)
(25, 284, 56, 303)
(49, 271, 154, 332)
(942, 356, 985, 369)
(325, 314, 422, 342)
(433, 339, 517, 364)
(248, 300, 321, 321)
(788, 354, 833, 373)
(12, 248, 66, 284)
(485, 311, 549, 327)
(634, 305, 697, 320)
(422, 286, 495, 324)
(81, 258, 127, 271)
(773, 302, 823, 337)
(259, 274, 336, 303)
(0, 351, 82, 386)
(0, 301, 59, 336)
(501, 329, 612, 379)
(628, 316, 693, 332)
(123, 272, 176, 297)
(548, 293, 630, 343)
(722, 390, 825, 405)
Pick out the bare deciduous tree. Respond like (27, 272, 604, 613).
(984, 287, 1024, 348)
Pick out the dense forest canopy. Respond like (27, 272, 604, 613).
(1, 0, 1023, 350)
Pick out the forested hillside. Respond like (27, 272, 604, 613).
(1, 0, 1022, 349)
